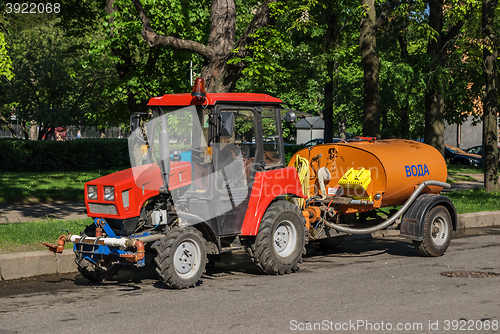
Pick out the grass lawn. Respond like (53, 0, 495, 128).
(0, 218, 92, 254)
(443, 189, 500, 214)
(0, 170, 120, 203)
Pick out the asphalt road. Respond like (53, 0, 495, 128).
(1, 230, 499, 334)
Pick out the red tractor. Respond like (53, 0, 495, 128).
(45, 78, 456, 288)
(46, 78, 308, 288)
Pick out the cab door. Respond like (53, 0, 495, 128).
(213, 106, 259, 236)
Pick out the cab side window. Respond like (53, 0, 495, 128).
(261, 108, 282, 168)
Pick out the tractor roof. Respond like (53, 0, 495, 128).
(148, 92, 282, 107)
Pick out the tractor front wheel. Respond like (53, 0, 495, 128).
(155, 227, 207, 289)
(75, 255, 121, 282)
(247, 200, 306, 275)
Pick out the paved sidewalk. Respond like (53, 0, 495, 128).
(0, 201, 88, 224)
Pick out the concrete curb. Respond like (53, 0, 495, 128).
(0, 250, 77, 281)
(1, 211, 499, 281)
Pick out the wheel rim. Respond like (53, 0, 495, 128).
(174, 239, 201, 279)
(431, 215, 449, 246)
(273, 220, 298, 258)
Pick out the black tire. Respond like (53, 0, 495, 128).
(412, 205, 452, 257)
(75, 255, 121, 282)
(318, 235, 346, 249)
(155, 227, 207, 289)
(247, 200, 307, 275)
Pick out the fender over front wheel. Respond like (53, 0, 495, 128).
(247, 200, 307, 274)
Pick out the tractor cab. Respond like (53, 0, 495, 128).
(127, 78, 296, 237)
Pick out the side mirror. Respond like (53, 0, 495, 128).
(130, 112, 148, 132)
(283, 111, 296, 123)
(220, 112, 234, 138)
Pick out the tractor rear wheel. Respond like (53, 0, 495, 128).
(75, 255, 121, 282)
(247, 200, 306, 275)
(155, 227, 207, 289)
(413, 205, 452, 257)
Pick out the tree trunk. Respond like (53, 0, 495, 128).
(0, 115, 18, 138)
(359, 0, 380, 138)
(482, 0, 499, 192)
(29, 121, 38, 140)
(20, 121, 29, 139)
(397, 34, 410, 139)
(424, 92, 445, 154)
(323, 11, 337, 144)
(425, 0, 445, 155)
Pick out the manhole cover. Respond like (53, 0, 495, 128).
(441, 271, 498, 278)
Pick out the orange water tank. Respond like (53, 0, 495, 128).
(289, 139, 448, 210)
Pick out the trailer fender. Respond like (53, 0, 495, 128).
(400, 193, 457, 241)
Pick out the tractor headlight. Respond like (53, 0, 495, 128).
(87, 185, 98, 200)
(104, 186, 115, 201)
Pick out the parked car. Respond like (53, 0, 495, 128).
(465, 145, 500, 166)
(303, 138, 344, 147)
(444, 144, 482, 166)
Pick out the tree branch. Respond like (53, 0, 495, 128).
(0, 114, 18, 138)
(130, 0, 214, 60)
(234, 0, 275, 54)
(372, 0, 400, 32)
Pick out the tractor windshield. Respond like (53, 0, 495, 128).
(128, 105, 247, 223)
(128, 106, 205, 168)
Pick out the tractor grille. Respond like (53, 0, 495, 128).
(88, 203, 118, 215)
(122, 190, 130, 208)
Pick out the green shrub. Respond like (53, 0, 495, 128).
(284, 144, 305, 165)
(0, 139, 130, 172)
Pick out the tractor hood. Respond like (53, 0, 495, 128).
(85, 161, 192, 220)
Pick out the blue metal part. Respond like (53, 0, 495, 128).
(130, 231, 152, 239)
(94, 218, 117, 238)
(74, 218, 146, 267)
(73, 242, 146, 267)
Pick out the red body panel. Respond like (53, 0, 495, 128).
(240, 167, 306, 236)
(85, 161, 192, 220)
(148, 93, 282, 107)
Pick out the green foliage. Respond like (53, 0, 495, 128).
(0, 32, 14, 81)
(284, 144, 304, 164)
(0, 139, 130, 172)
(85, 0, 210, 114)
(1, 14, 115, 133)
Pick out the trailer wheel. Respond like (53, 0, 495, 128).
(412, 205, 452, 257)
(248, 200, 306, 275)
(155, 227, 207, 289)
(318, 236, 346, 249)
(75, 255, 120, 282)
